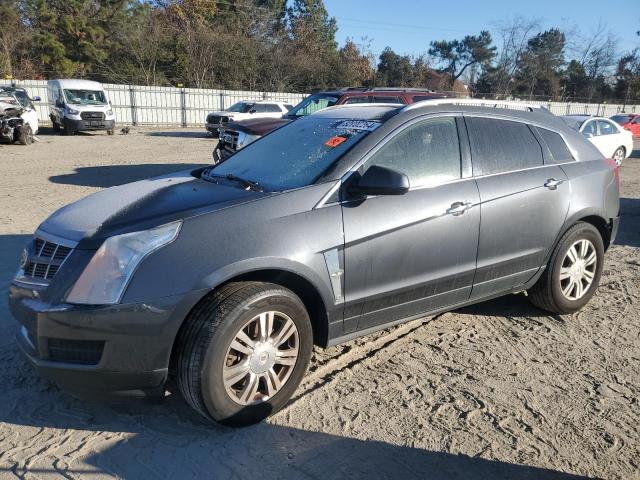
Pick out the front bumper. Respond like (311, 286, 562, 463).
(205, 122, 225, 133)
(9, 282, 205, 398)
(65, 118, 115, 132)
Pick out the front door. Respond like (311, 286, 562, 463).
(341, 115, 480, 332)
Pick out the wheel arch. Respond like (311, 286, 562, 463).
(168, 266, 332, 374)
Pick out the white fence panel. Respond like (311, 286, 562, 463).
(7, 79, 638, 127)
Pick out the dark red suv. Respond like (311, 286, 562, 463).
(214, 87, 448, 161)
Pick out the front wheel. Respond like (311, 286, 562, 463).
(613, 147, 625, 166)
(175, 282, 313, 427)
(107, 128, 114, 135)
(528, 222, 604, 314)
(17, 125, 33, 145)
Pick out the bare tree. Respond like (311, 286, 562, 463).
(577, 22, 618, 100)
(491, 16, 541, 95)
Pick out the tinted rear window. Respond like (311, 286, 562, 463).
(536, 127, 574, 163)
(466, 118, 543, 175)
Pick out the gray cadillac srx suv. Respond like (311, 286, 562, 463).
(9, 100, 620, 427)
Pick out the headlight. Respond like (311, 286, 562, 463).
(236, 131, 260, 149)
(66, 221, 182, 305)
(67, 108, 80, 115)
(106, 109, 114, 116)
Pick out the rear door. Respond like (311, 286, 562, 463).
(465, 116, 570, 299)
(342, 115, 480, 332)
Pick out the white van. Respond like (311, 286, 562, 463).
(47, 79, 116, 135)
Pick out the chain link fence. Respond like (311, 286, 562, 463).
(9, 79, 640, 127)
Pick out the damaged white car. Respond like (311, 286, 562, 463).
(0, 86, 40, 145)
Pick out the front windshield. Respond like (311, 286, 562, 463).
(63, 89, 107, 105)
(208, 117, 380, 191)
(286, 94, 339, 118)
(227, 102, 254, 113)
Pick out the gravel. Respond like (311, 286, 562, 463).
(0, 128, 638, 479)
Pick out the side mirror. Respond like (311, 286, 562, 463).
(32, 96, 41, 102)
(347, 165, 409, 197)
(56, 100, 64, 107)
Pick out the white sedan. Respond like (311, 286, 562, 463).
(561, 115, 633, 166)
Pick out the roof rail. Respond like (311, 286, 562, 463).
(403, 98, 551, 113)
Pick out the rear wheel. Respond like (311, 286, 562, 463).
(176, 282, 313, 427)
(528, 222, 604, 314)
(613, 147, 625, 166)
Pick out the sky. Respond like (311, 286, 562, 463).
(323, 0, 640, 60)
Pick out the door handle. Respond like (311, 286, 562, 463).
(446, 201, 472, 216)
(544, 178, 563, 190)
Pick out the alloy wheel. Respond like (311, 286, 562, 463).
(222, 311, 299, 405)
(559, 239, 597, 301)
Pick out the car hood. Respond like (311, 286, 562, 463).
(38, 169, 268, 248)
(225, 117, 292, 135)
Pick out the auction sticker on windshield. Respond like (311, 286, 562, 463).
(334, 120, 380, 131)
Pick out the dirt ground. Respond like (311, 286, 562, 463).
(0, 128, 638, 480)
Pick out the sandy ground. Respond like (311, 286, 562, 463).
(0, 128, 638, 480)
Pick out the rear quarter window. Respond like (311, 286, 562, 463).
(466, 117, 544, 176)
(536, 127, 574, 163)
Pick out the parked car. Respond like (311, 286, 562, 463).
(205, 100, 292, 135)
(213, 87, 448, 162)
(0, 85, 40, 145)
(610, 113, 640, 138)
(561, 115, 633, 166)
(48, 79, 116, 135)
(10, 100, 619, 427)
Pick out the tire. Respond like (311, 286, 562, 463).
(63, 122, 74, 136)
(107, 129, 114, 135)
(17, 125, 33, 145)
(613, 147, 625, 166)
(528, 222, 604, 314)
(52, 122, 61, 133)
(176, 282, 313, 427)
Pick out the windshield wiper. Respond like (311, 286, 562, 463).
(202, 170, 264, 192)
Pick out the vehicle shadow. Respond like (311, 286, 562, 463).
(615, 197, 640, 248)
(453, 292, 564, 321)
(48, 163, 208, 188)
(0, 381, 590, 480)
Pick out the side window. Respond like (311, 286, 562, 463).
(344, 96, 371, 104)
(265, 104, 281, 113)
(284, 104, 294, 111)
(411, 95, 435, 102)
(372, 96, 403, 104)
(466, 117, 543, 175)
(252, 104, 267, 113)
(597, 120, 617, 135)
(536, 127, 574, 163)
(582, 120, 597, 136)
(366, 117, 461, 188)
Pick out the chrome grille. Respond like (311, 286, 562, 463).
(207, 114, 229, 125)
(22, 237, 74, 281)
(80, 111, 105, 120)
